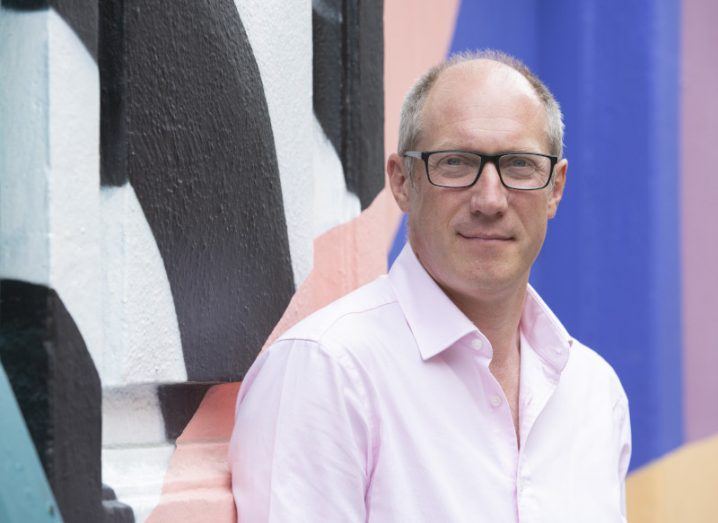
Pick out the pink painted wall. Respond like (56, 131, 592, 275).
(383, 0, 460, 156)
(682, 0, 718, 443)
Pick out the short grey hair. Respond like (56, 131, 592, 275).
(397, 50, 565, 163)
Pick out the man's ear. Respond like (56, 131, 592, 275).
(387, 153, 412, 213)
(547, 158, 567, 219)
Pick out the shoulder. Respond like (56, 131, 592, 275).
(236, 278, 400, 411)
(238, 276, 408, 399)
(564, 339, 628, 408)
(278, 275, 400, 347)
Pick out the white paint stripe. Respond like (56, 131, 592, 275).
(100, 185, 187, 385)
(46, 9, 186, 386)
(102, 443, 176, 523)
(0, 8, 51, 286)
(233, 0, 314, 286)
(102, 386, 176, 522)
(235, 1, 365, 285)
(46, 8, 104, 370)
(312, 115, 361, 237)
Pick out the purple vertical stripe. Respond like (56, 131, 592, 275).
(682, 0, 718, 443)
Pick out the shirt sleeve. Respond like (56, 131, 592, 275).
(229, 338, 373, 522)
(615, 396, 632, 522)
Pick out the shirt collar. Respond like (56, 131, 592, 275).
(520, 284, 572, 378)
(388, 243, 572, 375)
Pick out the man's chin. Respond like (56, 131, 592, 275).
(459, 262, 524, 293)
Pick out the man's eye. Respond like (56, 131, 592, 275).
(508, 157, 531, 168)
(504, 156, 543, 172)
(438, 155, 474, 167)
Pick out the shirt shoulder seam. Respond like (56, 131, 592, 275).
(280, 297, 398, 346)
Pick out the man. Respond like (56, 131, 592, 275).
(230, 50, 631, 522)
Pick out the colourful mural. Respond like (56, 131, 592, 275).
(1, 0, 389, 520)
(1, 0, 717, 522)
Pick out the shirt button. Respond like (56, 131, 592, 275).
(471, 339, 484, 351)
(490, 395, 502, 408)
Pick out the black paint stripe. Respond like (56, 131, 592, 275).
(99, 0, 127, 186)
(312, 0, 344, 161)
(117, 0, 295, 380)
(103, 484, 135, 522)
(0, 279, 105, 522)
(312, 0, 384, 209)
(157, 383, 212, 440)
(1, 0, 47, 10)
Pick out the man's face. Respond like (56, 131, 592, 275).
(389, 60, 567, 303)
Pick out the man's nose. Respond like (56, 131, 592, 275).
(469, 160, 509, 215)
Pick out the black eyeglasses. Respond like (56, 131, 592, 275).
(403, 150, 558, 190)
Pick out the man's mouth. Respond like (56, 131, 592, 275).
(457, 232, 513, 242)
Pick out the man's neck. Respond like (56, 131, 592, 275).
(447, 281, 527, 360)
(446, 281, 526, 446)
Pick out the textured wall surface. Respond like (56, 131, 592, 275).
(104, 0, 296, 381)
(0, 0, 389, 521)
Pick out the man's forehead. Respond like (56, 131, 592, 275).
(416, 59, 550, 152)
(426, 59, 539, 110)
(419, 59, 545, 132)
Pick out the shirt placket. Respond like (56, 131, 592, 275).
(515, 335, 561, 523)
(469, 334, 523, 523)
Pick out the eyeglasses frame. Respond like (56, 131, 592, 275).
(403, 150, 559, 190)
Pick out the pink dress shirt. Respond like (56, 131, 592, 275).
(229, 244, 632, 522)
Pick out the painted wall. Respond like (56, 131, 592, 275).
(3, 0, 717, 521)
(0, 0, 391, 520)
